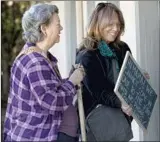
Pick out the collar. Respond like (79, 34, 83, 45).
(24, 42, 58, 63)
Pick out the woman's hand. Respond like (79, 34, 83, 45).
(69, 64, 85, 85)
(121, 103, 132, 116)
(142, 69, 150, 80)
(143, 72, 150, 80)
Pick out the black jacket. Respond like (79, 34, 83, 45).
(76, 41, 133, 123)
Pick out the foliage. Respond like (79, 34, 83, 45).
(1, 1, 33, 106)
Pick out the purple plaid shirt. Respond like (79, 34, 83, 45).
(4, 44, 77, 141)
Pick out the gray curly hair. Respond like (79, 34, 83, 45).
(22, 3, 59, 43)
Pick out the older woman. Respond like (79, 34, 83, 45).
(4, 3, 84, 141)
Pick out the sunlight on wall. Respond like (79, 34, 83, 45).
(49, 1, 68, 78)
(120, 1, 137, 60)
(120, 1, 140, 141)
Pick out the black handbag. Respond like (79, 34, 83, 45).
(86, 105, 133, 141)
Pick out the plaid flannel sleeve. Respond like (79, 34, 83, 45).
(27, 60, 77, 114)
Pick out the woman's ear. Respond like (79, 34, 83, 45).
(40, 24, 47, 36)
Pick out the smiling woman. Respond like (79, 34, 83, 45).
(101, 11, 121, 44)
(40, 13, 63, 49)
(76, 2, 133, 141)
(3, 3, 85, 142)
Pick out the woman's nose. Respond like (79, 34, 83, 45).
(60, 25, 63, 31)
(112, 24, 120, 31)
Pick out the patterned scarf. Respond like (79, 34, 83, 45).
(98, 40, 120, 74)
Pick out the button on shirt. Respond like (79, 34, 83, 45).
(4, 44, 77, 141)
